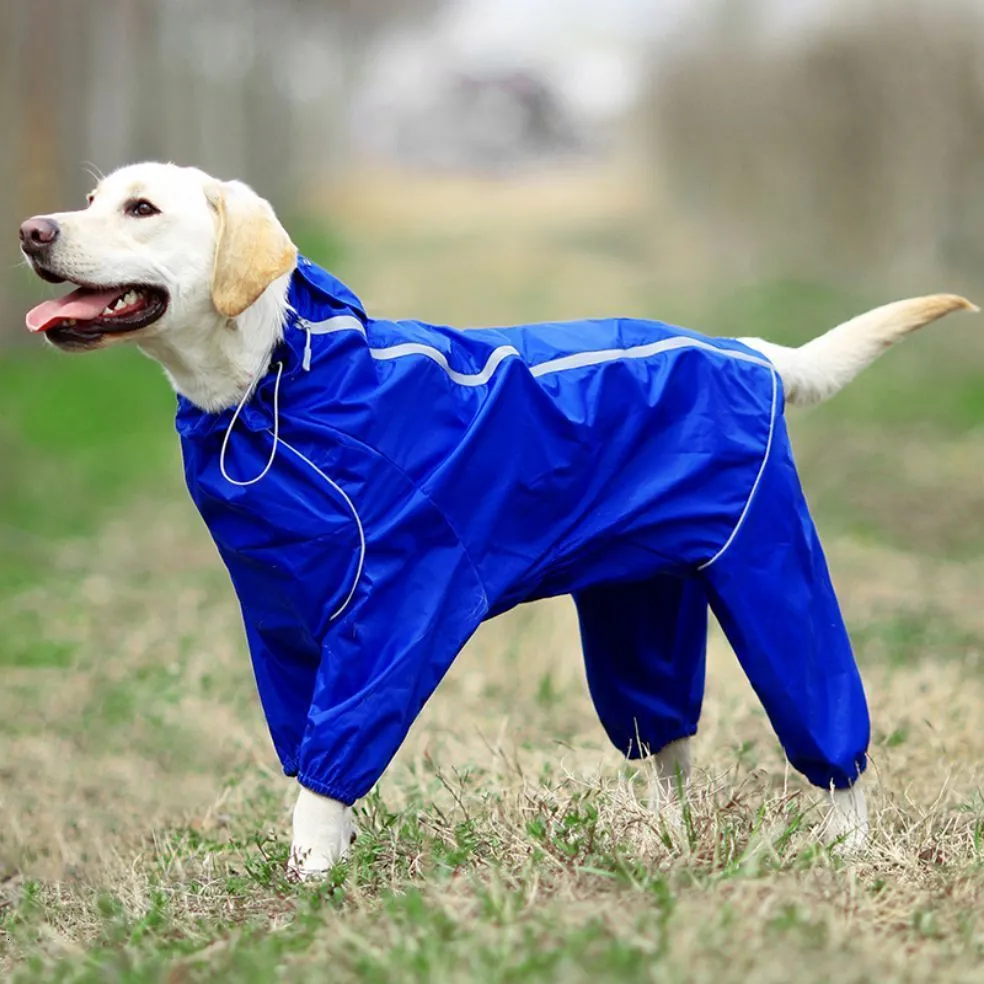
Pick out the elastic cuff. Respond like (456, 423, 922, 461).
(623, 725, 698, 761)
(296, 772, 360, 806)
(799, 753, 868, 791)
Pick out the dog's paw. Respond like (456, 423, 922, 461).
(286, 844, 343, 883)
(818, 785, 868, 855)
(286, 830, 356, 881)
(288, 784, 357, 881)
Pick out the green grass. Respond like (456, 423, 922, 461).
(0, 347, 179, 546)
(854, 608, 984, 671)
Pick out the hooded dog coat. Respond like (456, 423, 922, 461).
(177, 256, 869, 804)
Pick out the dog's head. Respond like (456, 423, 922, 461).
(20, 162, 297, 352)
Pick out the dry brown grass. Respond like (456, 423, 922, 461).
(4, 507, 984, 980)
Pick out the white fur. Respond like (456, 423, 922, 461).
(647, 736, 868, 853)
(23, 161, 978, 875)
(646, 737, 692, 838)
(139, 271, 291, 411)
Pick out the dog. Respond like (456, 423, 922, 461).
(19, 162, 976, 878)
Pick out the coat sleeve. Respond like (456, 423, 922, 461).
(226, 560, 323, 776)
(186, 427, 378, 780)
(205, 500, 357, 778)
(187, 425, 488, 802)
(293, 486, 488, 805)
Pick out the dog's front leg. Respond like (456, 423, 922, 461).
(288, 784, 357, 880)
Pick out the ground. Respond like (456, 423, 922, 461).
(2, 168, 984, 982)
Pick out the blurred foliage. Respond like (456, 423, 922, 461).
(647, 0, 984, 289)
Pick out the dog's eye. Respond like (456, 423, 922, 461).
(124, 199, 160, 218)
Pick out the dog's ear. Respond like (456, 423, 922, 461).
(205, 180, 297, 319)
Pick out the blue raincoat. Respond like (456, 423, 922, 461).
(177, 256, 869, 804)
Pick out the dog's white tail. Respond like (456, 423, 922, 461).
(740, 294, 978, 408)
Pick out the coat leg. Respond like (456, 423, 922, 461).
(574, 574, 709, 768)
(698, 419, 869, 802)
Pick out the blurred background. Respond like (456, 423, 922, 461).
(5, 0, 984, 318)
(3, 0, 984, 883)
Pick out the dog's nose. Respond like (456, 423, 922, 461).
(19, 216, 61, 255)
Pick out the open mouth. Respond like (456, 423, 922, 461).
(25, 280, 169, 349)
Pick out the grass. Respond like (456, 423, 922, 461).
(3, 167, 984, 981)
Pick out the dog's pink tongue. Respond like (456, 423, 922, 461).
(25, 287, 123, 333)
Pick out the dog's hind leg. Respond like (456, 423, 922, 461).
(574, 574, 708, 815)
(649, 735, 694, 806)
(698, 412, 870, 850)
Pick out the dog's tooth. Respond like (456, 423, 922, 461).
(101, 306, 113, 315)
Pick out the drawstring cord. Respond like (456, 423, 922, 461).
(219, 360, 283, 488)
(217, 347, 365, 621)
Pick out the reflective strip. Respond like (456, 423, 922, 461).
(289, 313, 779, 575)
(530, 336, 773, 378)
(299, 315, 366, 336)
(369, 343, 521, 387)
(296, 316, 774, 385)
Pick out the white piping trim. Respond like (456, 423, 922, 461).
(276, 436, 367, 621)
(697, 367, 779, 571)
(530, 336, 773, 378)
(370, 343, 522, 387)
(217, 356, 364, 622)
